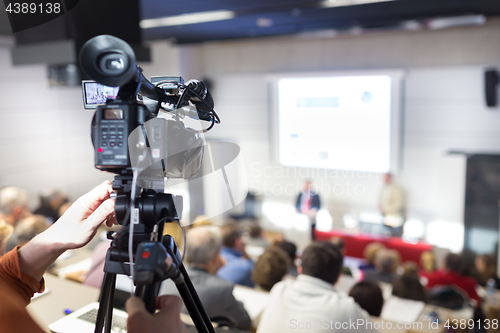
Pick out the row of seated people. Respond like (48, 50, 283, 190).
(356, 240, 500, 307)
(0, 186, 71, 255)
(161, 222, 500, 331)
(76, 217, 500, 332)
(3, 181, 498, 332)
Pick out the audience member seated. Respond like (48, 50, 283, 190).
(257, 242, 377, 333)
(0, 187, 30, 228)
(348, 281, 384, 317)
(427, 253, 482, 306)
(252, 246, 290, 291)
(399, 261, 419, 277)
(359, 242, 386, 271)
(330, 236, 352, 276)
(475, 254, 500, 289)
(5, 215, 50, 252)
(392, 273, 427, 302)
(246, 223, 270, 248)
(217, 223, 254, 287)
(277, 240, 298, 277)
(190, 215, 214, 229)
(420, 251, 437, 280)
(161, 226, 251, 330)
(32, 189, 67, 224)
(0, 181, 185, 333)
(363, 249, 400, 284)
(0, 220, 13, 256)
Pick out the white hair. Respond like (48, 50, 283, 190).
(0, 187, 28, 216)
(185, 226, 222, 266)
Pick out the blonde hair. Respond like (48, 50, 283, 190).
(420, 251, 436, 274)
(191, 215, 214, 228)
(363, 242, 386, 265)
(0, 219, 14, 255)
(0, 187, 28, 215)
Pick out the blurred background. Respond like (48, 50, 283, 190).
(1, 0, 500, 258)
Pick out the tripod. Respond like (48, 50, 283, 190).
(93, 175, 216, 333)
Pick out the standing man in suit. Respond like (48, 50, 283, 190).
(160, 226, 251, 330)
(378, 173, 405, 237)
(295, 180, 321, 240)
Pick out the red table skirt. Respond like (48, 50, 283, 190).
(315, 229, 433, 265)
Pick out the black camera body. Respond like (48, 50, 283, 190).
(92, 102, 147, 171)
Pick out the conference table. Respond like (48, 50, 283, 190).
(315, 229, 433, 264)
(27, 274, 101, 331)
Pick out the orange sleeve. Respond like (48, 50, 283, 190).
(0, 247, 47, 333)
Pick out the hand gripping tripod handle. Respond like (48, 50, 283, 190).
(135, 240, 216, 333)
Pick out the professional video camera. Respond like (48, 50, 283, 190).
(79, 35, 219, 333)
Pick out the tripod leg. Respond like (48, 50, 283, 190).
(94, 272, 116, 333)
(104, 273, 116, 333)
(176, 281, 211, 333)
(142, 282, 161, 313)
(178, 264, 216, 333)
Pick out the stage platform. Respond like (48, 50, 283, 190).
(315, 229, 433, 265)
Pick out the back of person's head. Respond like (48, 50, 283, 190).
(248, 223, 263, 239)
(329, 236, 345, 253)
(392, 274, 427, 302)
(363, 242, 385, 265)
(444, 253, 466, 275)
(191, 215, 214, 228)
(400, 261, 419, 277)
(475, 254, 497, 285)
(0, 219, 13, 255)
(15, 215, 50, 245)
(185, 226, 222, 266)
(349, 281, 384, 317)
(39, 188, 66, 209)
(420, 251, 436, 274)
(252, 246, 290, 291)
(301, 241, 343, 284)
(221, 223, 243, 248)
(277, 240, 297, 265)
(375, 249, 400, 273)
(0, 187, 28, 216)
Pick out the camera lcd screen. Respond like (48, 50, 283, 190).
(104, 109, 124, 120)
(82, 80, 119, 109)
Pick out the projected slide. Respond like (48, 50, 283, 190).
(278, 75, 392, 173)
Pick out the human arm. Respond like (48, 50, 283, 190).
(18, 181, 115, 281)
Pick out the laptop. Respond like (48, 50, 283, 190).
(48, 302, 128, 333)
(49, 275, 134, 333)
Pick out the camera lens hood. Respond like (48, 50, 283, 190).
(79, 35, 137, 87)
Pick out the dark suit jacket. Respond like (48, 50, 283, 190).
(295, 192, 321, 213)
(159, 266, 251, 330)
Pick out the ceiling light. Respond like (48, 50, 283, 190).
(140, 10, 235, 29)
(322, 0, 394, 8)
(427, 15, 485, 30)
